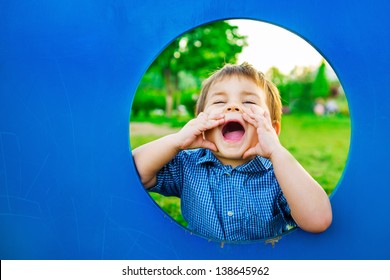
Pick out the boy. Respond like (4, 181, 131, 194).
(132, 62, 332, 241)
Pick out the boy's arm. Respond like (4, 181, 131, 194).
(242, 105, 332, 233)
(270, 146, 332, 233)
(132, 134, 181, 189)
(132, 112, 225, 189)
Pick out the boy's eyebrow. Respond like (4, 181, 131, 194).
(208, 91, 227, 98)
(209, 91, 261, 98)
(241, 91, 261, 98)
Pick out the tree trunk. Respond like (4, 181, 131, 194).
(163, 68, 173, 118)
(174, 74, 181, 111)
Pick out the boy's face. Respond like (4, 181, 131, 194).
(203, 75, 271, 166)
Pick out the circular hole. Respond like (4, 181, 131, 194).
(130, 19, 350, 242)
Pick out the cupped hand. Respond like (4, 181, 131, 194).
(242, 105, 281, 159)
(177, 112, 225, 151)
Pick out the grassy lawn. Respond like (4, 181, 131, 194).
(278, 114, 351, 195)
(130, 114, 351, 226)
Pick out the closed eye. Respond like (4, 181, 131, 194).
(243, 101, 256, 105)
(213, 101, 226, 105)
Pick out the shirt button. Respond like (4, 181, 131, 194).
(227, 211, 234, 217)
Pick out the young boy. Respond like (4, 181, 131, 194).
(132, 62, 332, 241)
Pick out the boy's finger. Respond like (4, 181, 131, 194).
(207, 112, 225, 121)
(205, 118, 224, 129)
(197, 112, 206, 118)
(254, 105, 273, 125)
(260, 109, 271, 123)
(243, 111, 268, 129)
(242, 106, 255, 117)
(248, 107, 271, 127)
(195, 119, 223, 134)
(243, 106, 267, 125)
(242, 112, 258, 127)
(242, 107, 257, 118)
(197, 112, 209, 122)
(250, 104, 266, 116)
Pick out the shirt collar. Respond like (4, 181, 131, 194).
(196, 149, 272, 172)
(196, 148, 221, 165)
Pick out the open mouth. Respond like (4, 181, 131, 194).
(222, 121, 245, 141)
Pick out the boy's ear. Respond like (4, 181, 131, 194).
(272, 121, 281, 136)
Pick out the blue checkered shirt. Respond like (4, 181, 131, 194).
(150, 148, 296, 241)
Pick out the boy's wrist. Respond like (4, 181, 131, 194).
(268, 144, 286, 162)
(170, 132, 185, 152)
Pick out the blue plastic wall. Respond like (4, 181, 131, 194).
(1, 0, 390, 259)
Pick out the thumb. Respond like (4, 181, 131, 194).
(243, 146, 258, 159)
(200, 140, 218, 152)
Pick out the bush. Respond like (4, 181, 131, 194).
(132, 89, 165, 118)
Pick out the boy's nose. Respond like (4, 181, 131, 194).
(225, 104, 242, 113)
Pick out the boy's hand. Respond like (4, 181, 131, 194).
(176, 112, 225, 151)
(242, 105, 282, 159)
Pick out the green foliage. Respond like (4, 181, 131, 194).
(311, 60, 331, 99)
(268, 66, 315, 113)
(267, 63, 346, 115)
(180, 90, 197, 117)
(149, 20, 247, 78)
(130, 112, 191, 128)
(173, 21, 247, 79)
(289, 81, 314, 113)
(134, 20, 247, 118)
(134, 21, 347, 118)
(132, 88, 165, 118)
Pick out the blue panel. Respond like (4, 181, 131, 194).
(1, 0, 390, 259)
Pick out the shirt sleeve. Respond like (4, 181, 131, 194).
(148, 151, 185, 197)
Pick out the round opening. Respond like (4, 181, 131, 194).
(130, 19, 350, 243)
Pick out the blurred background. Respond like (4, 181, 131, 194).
(130, 20, 350, 227)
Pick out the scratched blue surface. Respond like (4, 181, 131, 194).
(1, 0, 390, 259)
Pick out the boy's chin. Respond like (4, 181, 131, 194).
(213, 149, 250, 164)
(217, 142, 250, 156)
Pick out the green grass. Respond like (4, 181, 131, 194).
(130, 114, 351, 226)
(130, 134, 162, 150)
(279, 115, 350, 195)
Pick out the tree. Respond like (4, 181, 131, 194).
(267, 66, 314, 112)
(148, 21, 247, 117)
(266, 67, 289, 106)
(266, 66, 287, 86)
(312, 60, 330, 99)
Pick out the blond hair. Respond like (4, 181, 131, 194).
(195, 62, 282, 124)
